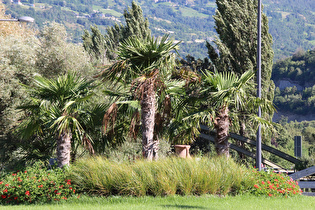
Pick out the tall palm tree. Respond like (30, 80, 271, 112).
(101, 34, 179, 160)
(202, 70, 274, 157)
(17, 74, 95, 167)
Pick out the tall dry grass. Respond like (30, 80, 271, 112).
(70, 156, 253, 196)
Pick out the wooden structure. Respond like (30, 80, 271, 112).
(289, 166, 315, 189)
(199, 124, 301, 169)
(199, 125, 315, 190)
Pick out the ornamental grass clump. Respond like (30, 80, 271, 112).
(249, 169, 303, 197)
(70, 156, 253, 196)
(0, 162, 76, 204)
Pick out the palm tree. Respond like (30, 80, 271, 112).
(17, 74, 95, 167)
(202, 70, 274, 157)
(101, 34, 179, 160)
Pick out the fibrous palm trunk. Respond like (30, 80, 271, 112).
(214, 106, 230, 157)
(57, 131, 72, 168)
(141, 81, 156, 161)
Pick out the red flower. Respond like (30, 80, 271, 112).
(267, 181, 271, 184)
(66, 181, 71, 185)
(69, 187, 72, 190)
(274, 179, 278, 182)
(254, 184, 259, 189)
(59, 185, 64, 188)
(56, 193, 61, 195)
(268, 194, 272, 197)
(38, 185, 43, 188)
(14, 197, 18, 200)
(25, 191, 30, 196)
(54, 190, 58, 194)
(261, 181, 265, 184)
(5, 184, 9, 187)
(73, 190, 75, 193)
(24, 171, 27, 173)
(0, 181, 2, 184)
(1, 195, 6, 199)
(3, 189, 8, 193)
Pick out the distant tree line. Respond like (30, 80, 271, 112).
(273, 49, 315, 115)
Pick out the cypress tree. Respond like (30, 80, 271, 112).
(82, 1, 151, 61)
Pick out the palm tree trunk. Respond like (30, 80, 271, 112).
(141, 82, 156, 161)
(214, 106, 230, 157)
(57, 131, 72, 168)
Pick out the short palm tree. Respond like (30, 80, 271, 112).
(101, 34, 179, 160)
(203, 70, 274, 157)
(17, 74, 95, 167)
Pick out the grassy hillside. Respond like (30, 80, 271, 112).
(2, 0, 314, 60)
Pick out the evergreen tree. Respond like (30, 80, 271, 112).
(206, 0, 275, 140)
(82, 1, 151, 62)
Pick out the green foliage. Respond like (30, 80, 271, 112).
(36, 22, 94, 78)
(2, 1, 314, 59)
(272, 49, 315, 116)
(205, 0, 275, 147)
(103, 34, 178, 83)
(70, 156, 253, 196)
(269, 120, 315, 169)
(0, 35, 38, 135)
(0, 162, 76, 204)
(83, 1, 151, 62)
(272, 49, 315, 83)
(209, 0, 275, 105)
(294, 156, 315, 171)
(249, 169, 302, 197)
(103, 138, 171, 163)
(16, 73, 98, 167)
(100, 33, 181, 159)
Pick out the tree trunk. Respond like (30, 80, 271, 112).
(141, 82, 156, 161)
(214, 106, 230, 157)
(57, 131, 72, 168)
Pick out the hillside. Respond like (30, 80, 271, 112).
(2, 0, 314, 60)
(272, 49, 315, 122)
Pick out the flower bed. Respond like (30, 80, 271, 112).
(250, 169, 303, 197)
(0, 162, 76, 204)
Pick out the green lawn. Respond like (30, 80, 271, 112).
(1, 194, 314, 210)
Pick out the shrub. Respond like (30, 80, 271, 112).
(0, 162, 76, 204)
(70, 156, 253, 196)
(249, 169, 303, 197)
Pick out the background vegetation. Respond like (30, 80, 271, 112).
(2, 0, 314, 60)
